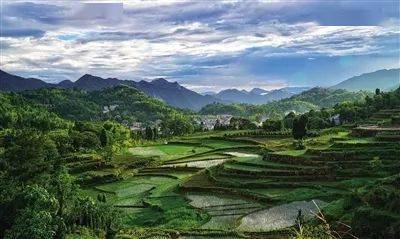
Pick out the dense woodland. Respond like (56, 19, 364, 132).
(0, 86, 399, 239)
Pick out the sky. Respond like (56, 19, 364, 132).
(1, 0, 399, 92)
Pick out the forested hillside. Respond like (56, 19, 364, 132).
(199, 87, 368, 117)
(1, 82, 399, 239)
(20, 86, 191, 123)
(286, 87, 369, 108)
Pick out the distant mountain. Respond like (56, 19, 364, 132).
(250, 88, 269, 95)
(0, 70, 220, 111)
(132, 78, 221, 110)
(0, 70, 50, 91)
(279, 87, 311, 95)
(200, 91, 217, 96)
(213, 87, 310, 104)
(57, 80, 74, 88)
(331, 69, 400, 92)
(73, 74, 121, 91)
(263, 89, 294, 101)
(215, 89, 266, 104)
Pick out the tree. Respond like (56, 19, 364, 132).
(5, 185, 58, 239)
(100, 128, 109, 147)
(229, 117, 256, 130)
(262, 119, 283, 131)
(152, 127, 158, 140)
(4, 130, 59, 183)
(145, 126, 154, 140)
(292, 115, 308, 139)
(375, 88, 381, 95)
(283, 112, 296, 129)
(71, 131, 100, 150)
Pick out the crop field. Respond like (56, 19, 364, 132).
(237, 200, 327, 231)
(186, 192, 263, 230)
(128, 143, 212, 161)
(78, 126, 400, 238)
(163, 159, 229, 168)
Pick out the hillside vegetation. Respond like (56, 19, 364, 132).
(0, 86, 399, 239)
(200, 87, 368, 117)
(20, 86, 191, 123)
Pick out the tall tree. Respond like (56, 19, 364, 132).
(292, 115, 308, 139)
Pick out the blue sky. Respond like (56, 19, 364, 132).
(1, 0, 399, 92)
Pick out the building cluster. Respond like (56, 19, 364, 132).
(122, 119, 163, 132)
(196, 114, 233, 130)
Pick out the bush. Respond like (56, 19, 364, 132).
(293, 140, 306, 150)
(352, 206, 400, 239)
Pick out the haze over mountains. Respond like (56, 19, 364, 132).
(210, 87, 311, 105)
(1, 68, 399, 110)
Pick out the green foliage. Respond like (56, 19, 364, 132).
(292, 223, 334, 239)
(199, 102, 245, 115)
(71, 197, 122, 238)
(0, 93, 70, 131)
(160, 115, 194, 136)
(199, 100, 317, 118)
(335, 87, 400, 123)
(293, 140, 306, 150)
(199, 87, 368, 118)
(262, 119, 283, 131)
(289, 87, 369, 108)
(21, 86, 190, 124)
(3, 130, 60, 183)
(229, 117, 257, 130)
(4, 185, 59, 239)
(293, 115, 308, 139)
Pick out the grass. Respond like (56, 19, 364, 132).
(200, 139, 251, 148)
(128, 143, 211, 162)
(274, 149, 307, 156)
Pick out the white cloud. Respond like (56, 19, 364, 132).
(1, 1, 399, 89)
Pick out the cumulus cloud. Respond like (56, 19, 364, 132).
(1, 0, 399, 91)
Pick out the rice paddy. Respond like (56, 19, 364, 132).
(237, 200, 327, 231)
(78, 126, 399, 237)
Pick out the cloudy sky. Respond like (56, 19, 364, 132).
(1, 0, 399, 92)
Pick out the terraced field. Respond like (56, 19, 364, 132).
(78, 123, 400, 238)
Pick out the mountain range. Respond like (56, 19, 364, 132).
(0, 70, 221, 110)
(1, 68, 399, 110)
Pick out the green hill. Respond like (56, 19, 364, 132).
(286, 87, 369, 108)
(20, 85, 191, 123)
(199, 87, 368, 117)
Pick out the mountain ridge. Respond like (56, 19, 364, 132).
(330, 68, 400, 92)
(0, 70, 221, 110)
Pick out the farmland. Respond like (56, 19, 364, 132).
(77, 110, 400, 238)
(2, 86, 399, 239)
